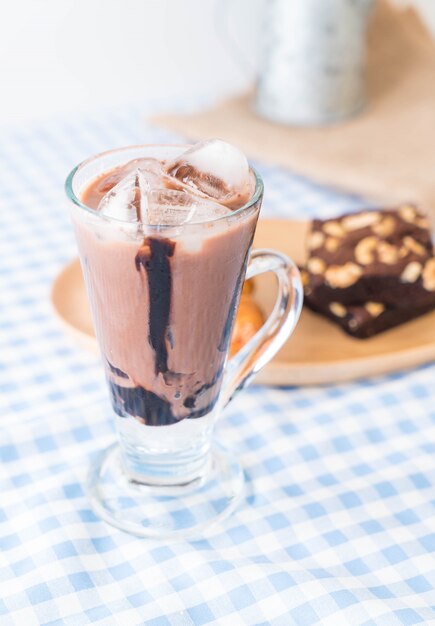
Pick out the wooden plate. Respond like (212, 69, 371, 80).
(52, 219, 435, 386)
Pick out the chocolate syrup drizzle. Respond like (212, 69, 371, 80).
(105, 237, 181, 425)
(108, 234, 246, 426)
(108, 235, 223, 426)
(135, 237, 175, 375)
(183, 363, 225, 410)
(109, 380, 178, 426)
(107, 360, 129, 379)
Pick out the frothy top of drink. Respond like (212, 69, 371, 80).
(82, 140, 256, 226)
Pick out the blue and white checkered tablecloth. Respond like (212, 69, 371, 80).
(2, 107, 435, 626)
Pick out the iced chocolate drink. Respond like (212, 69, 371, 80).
(66, 141, 302, 538)
(74, 141, 257, 429)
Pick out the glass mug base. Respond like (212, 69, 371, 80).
(87, 442, 245, 540)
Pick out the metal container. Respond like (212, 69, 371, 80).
(254, 0, 374, 126)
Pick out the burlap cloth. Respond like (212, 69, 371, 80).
(153, 0, 435, 212)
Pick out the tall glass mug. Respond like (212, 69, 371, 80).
(66, 145, 303, 539)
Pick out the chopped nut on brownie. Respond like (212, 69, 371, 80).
(305, 206, 435, 308)
(301, 205, 435, 338)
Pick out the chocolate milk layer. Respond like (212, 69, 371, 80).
(74, 164, 258, 426)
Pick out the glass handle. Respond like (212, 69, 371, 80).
(221, 248, 303, 407)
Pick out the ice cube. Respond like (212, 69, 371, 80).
(96, 158, 163, 195)
(97, 164, 231, 228)
(165, 140, 254, 209)
(98, 169, 153, 222)
(144, 189, 231, 226)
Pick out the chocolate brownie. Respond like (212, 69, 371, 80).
(305, 206, 435, 308)
(304, 292, 435, 339)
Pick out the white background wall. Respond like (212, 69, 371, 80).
(0, 0, 434, 125)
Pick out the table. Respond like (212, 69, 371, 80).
(1, 109, 435, 625)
